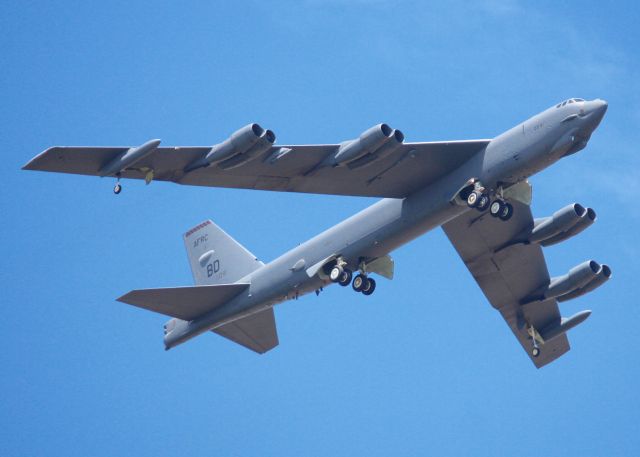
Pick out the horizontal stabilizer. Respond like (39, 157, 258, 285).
(212, 307, 279, 354)
(117, 283, 249, 321)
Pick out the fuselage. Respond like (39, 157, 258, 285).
(165, 98, 608, 349)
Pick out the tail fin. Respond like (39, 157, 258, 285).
(183, 220, 263, 285)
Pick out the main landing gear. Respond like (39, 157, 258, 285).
(467, 188, 513, 221)
(329, 265, 376, 296)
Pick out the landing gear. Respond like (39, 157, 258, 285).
(330, 265, 352, 286)
(338, 269, 352, 287)
(467, 190, 481, 208)
(489, 200, 513, 221)
(467, 189, 491, 212)
(352, 274, 376, 295)
(352, 274, 366, 292)
(361, 277, 376, 295)
(113, 174, 122, 194)
(527, 324, 542, 358)
(476, 193, 490, 212)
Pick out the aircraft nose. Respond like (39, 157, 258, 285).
(590, 99, 608, 118)
(584, 99, 608, 129)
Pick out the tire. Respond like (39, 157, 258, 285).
(467, 190, 480, 208)
(362, 277, 376, 296)
(476, 194, 490, 212)
(352, 274, 366, 292)
(338, 269, 352, 287)
(499, 203, 514, 221)
(490, 200, 503, 217)
(329, 265, 343, 282)
(532, 347, 540, 358)
(113, 183, 122, 194)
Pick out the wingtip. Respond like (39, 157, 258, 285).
(22, 147, 57, 171)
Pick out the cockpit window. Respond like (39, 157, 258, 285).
(568, 99, 574, 104)
(562, 101, 567, 106)
(573, 98, 585, 102)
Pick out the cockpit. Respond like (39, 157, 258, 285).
(556, 98, 585, 108)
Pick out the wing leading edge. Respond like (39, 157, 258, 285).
(23, 140, 489, 198)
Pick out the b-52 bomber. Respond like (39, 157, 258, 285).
(24, 98, 611, 367)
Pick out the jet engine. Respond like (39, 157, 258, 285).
(529, 203, 596, 246)
(557, 263, 611, 302)
(185, 123, 276, 171)
(523, 260, 611, 305)
(332, 124, 404, 168)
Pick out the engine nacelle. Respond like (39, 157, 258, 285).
(185, 123, 274, 171)
(332, 123, 395, 165)
(558, 264, 611, 302)
(217, 128, 276, 170)
(545, 260, 602, 300)
(541, 207, 596, 246)
(528, 203, 596, 246)
(530, 203, 586, 243)
(347, 128, 405, 169)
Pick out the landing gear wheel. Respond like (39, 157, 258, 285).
(499, 202, 514, 221)
(329, 265, 344, 283)
(362, 277, 376, 296)
(532, 347, 540, 358)
(467, 190, 481, 208)
(113, 183, 122, 194)
(490, 200, 503, 217)
(476, 193, 490, 212)
(352, 274, 367, 292)
(338, 269, 352, 287)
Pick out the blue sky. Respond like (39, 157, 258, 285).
(2, 1, 639, 456)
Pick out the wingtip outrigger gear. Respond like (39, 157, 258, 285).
(113, 174, 122, 194)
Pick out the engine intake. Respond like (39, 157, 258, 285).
(332, 123, 403, 166)
(522, 260, 607, 305)
(185, 123, 275, 172)
(557, 263, 611, 302)
(528, 203, 596, 246)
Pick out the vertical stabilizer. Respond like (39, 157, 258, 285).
(183, 220, 264, 285)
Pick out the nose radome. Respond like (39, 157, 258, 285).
(594, 99, 608, 118)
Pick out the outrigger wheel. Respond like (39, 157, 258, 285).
(113, 174, 122, 194)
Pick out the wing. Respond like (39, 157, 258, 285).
(23, 140, 489, 198)
(212, 307, 278, 354)
(442, 199, 569, 368)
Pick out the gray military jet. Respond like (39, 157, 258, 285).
(24, 98, 610, 367)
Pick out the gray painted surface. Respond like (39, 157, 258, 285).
(24, 98, 609, 367)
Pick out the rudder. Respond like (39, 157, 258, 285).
(184, 220, 263, 285)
